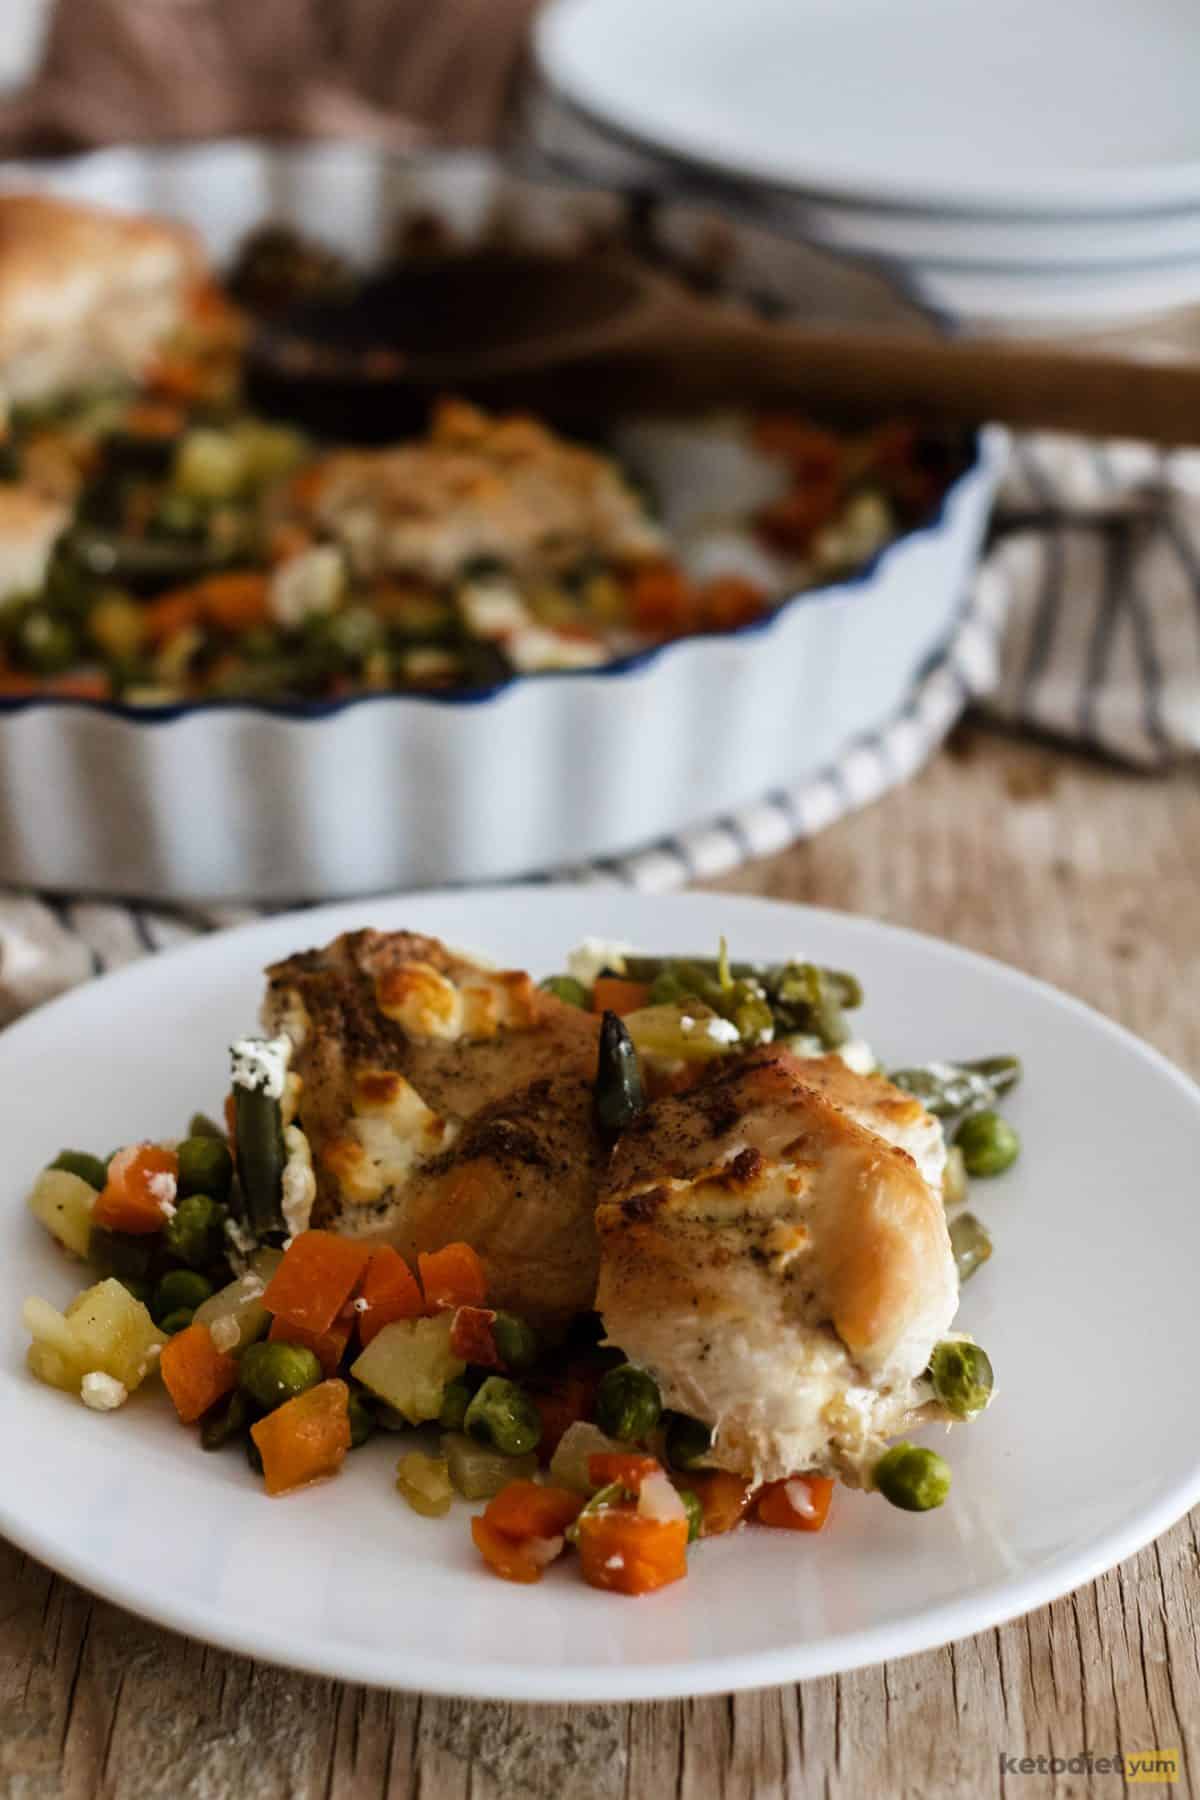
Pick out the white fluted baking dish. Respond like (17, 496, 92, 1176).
(0, 142, 1003, 900)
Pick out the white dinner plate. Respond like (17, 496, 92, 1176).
(3, 887, 1200, 1700)
(536, 0, 1200, 213)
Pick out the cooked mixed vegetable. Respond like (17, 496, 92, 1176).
(0, 219, 965, 703)
(21, 934, 1020, 1597)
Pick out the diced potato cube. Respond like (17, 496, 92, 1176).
(548, 1421, 626, 1494)
(28, 1168, 96, 1259)
(65, 1279, 166, 1390)
(173, 428, 246, 502)
(351, 1313, 464, 1425)
(192, 1247, 282, 1352)
(24, 1279, 167, 1400)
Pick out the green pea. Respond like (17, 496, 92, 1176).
(246, 1434, 264, 1476)
(347, 1386, 377, 1449)
(176, 1134, 234, 1202)
(663, 1411, 712, 1469)
(174, 1137, 233, 1209)
(594, 1363, 662, 1444)
(948, 1211, 992, 1284)
(492, 1312, 539, 1374)
(539, 975, 590, 1009)
(874, 1443, 952, 1512)
(238, 1340, 323, 1413)
(159, 1308, 195, 1335)
(152, 1268, 214, 1325)
(438, 1378, 474, 1432)
(955, 1110, 1020, 1178)
(201, 1389, 251, 1451)
(928, 1341, 994, 1420)
(464, 1377, 543, 1457)
(50, 1150, 109, 1191)
(163, 1194, 228, 1270)
(15, 608, 77, 674)
(88, 1226, 153, 1281)
(679, 1488, 704, 1543)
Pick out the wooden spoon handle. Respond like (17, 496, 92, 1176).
(625, 302, 1200, 445)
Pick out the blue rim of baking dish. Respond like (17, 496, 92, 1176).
(0, 429, 992, 723)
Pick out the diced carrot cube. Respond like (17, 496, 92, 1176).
(268, 1311, 353, 1378)
(142, 590, 203, 647)
(577, 1508, 688, 1595)
(483, 1481, 583, 1541)
(92, 1144, 178, 1236)
(160, 1322, 238, 1424)
(685, 1471, 755, 1538)
(262, 1231, 372, 1335)
(357, 1246, 424, 1349)
(449, 1305, 501, 1368)
(471, 1515, 543, 1584)
(755, 1475, 835, 1533)
(418, 1242, 487, 1312)
(200, 572, 270, 633)
(250, 1379, 351, 1496)
(587, 1453, 661, 1493)
(591, 977, 650, 1017)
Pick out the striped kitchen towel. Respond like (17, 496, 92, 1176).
(0, 426, 1197, 1020)
(984, 431, 1200, 765)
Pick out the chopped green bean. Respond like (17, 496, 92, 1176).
(663, 1411, 712, 1469)
(492, 1312, 539, 1374)
(948, 1212, 993, 1283)
(50, 1150, 109, 1191)
(201, 1389, 251, 1451)
(593, 1011, 645, 1138)
(679, 1488, 704, 1543)
(347, 1385, 377, 1449)
(889, 1056, 1022, 1120)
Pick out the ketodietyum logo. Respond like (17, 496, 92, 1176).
(999, 1749, 1179, 1782)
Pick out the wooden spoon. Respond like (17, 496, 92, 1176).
(246, 248, 1200, 445)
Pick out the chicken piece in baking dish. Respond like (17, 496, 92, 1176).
(261, 929, 602, 1326)
(595, 1048, 957, 1485)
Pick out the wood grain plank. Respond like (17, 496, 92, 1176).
(3, 731, 1198, 1799)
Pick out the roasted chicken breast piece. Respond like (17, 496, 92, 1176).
(596, 1048, 958, 1484)
(791, 1054, 947, 1190)
(262, 929, 601, 1325)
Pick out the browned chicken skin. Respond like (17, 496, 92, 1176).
(262, 929, 603, 1326)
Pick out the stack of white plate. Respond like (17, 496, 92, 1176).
(532, 0, 1200, 333)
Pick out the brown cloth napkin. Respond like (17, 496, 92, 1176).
(0, 0, 539, 152)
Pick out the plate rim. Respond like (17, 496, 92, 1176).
(3, 885, 1200, 1701)
(534, 0, 1200, 216)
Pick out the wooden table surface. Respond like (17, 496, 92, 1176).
(3, 725, 1198, 1800)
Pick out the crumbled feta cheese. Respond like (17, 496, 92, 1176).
(783, 1479, 819, 1520)
(237, 1273, 265, 1300)
(147, 1170, 177, 1214)
(566, 938, 634, 988)
(81, 1371, 127, 1411)
(836, 1039, 877, 1076)
(457, 578, 529, 639)
(604, 1554, 625, 1570)
(705, 1017, 740, 1045)
(230, 1035, 291, 1100)
(680, 1015, 695, 1033)
(280, 1124, 316, 1242)
(225, 1216, 256, 1258)
(506, 625, 608, 673)
(352, 1297, 369, 1313)
(268, 545, 345, 628)
(209, 1315, 241, 1354)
